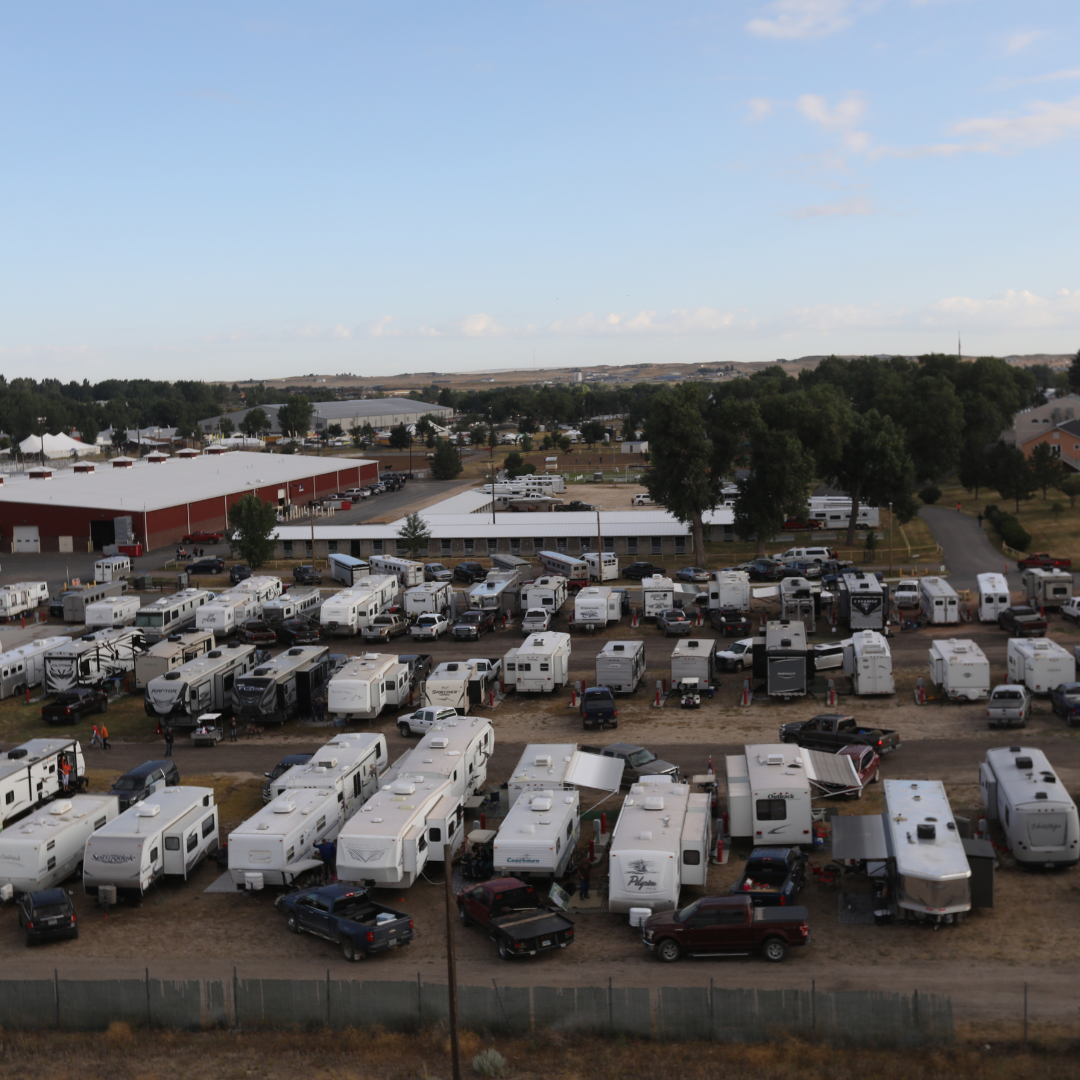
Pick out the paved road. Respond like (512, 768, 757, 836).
(919, 505, 1021, 594)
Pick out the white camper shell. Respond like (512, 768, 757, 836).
(328, 553, 370, 586)
(707, 570, 751, 612)
(670, 639, 716, 689)
(641, 576, 676, 619)
(882, 779, 970, 924)
(508, 632, 571, 693)
(0, 637, 72, 699)
(0, 795, 119, 894)
(595, 640, 646, 694)
(980, 746, 1079, 868)
(43, 628, 144, 694)
(83, 596, 141, 630)
(1006, 637, 1075, 695)
(573, 586, 620, 631)
(144, 643, 257, 724)
(504, 744, 624, 807)
(320, 575, 398, 636)
(0, 739, 85, 828)
(583, 552, 619, 582)
(134, 588, 215, 644)
(521, 576, 568, 615)
(195, 590, 261, 636)
(94, 556, 131, 583)
(326, 653, 401, 722)
(919, 577, 960, 625)
(977, 573, 1012, 623)
(369, 556, 424, 588)
(928, 638, 990, 701)
(403, 581, 452, 619)
(262, 585, 322, 625)
(83, 786, 218, 897)
(1022, 567, 1073, 610)
(134, 630, 215, 689)
(494, 789, 580, 879)
(843, 630, 895, 695)
(537, 551, 588, 580)
(608, 780, 711, 914)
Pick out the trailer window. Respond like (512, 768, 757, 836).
(47, 840, 55, 851)
(150, 847, 159, 862)
(540, 664, 549, 672)
(47, 857, 56, 871)
(4, 792, 11, 805)
(683, 849, 701, 865)
(165, 837, 180, 850)
(202, 816, 215, 838)
(756, 799, 788, 821)
(186, 832, 198, 852)
(94, 817, 106, 830)
(317, 816, 327, 831)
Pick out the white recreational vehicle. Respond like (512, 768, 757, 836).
(493, 789, 580, 879)
(467, 575, 516, 614)
(928, 638, 990, 702)
(537, 551, 588, 580)
(977, 573, 1012, 623)
(326, 653, 401, 723)
(583, 552, 619, 582)
(882, 779, 970, 925)
(0, 637, 72, 699)
(93, 556, 131, 583)
(843, 630, 894, 696)
(641, 576, 676, 619)
(320, 575, 398, 636)
(607, 779, 711, 915)
(920, 577, 960, 625)
(573, 586, 620, 631)
(144, 643, 257, 724)
(369, 556, 424, 588)
(670, 639, 716, 688)
(386, 717, 493, 800)
(83, 786, 219, 898)
(509, 632, 571, 693)
(61, 582, 128, 623)
(43, 628, 144, 694)
(707, 570, 751, 612)
(521, 576, 568, 615)
(133, 630, 215, 690)
(0, 795, 119, 894)
(403, 581, 452, 619)
(779, 576, 817, 634)
(266, 733, 388, 806)
(1022, 567, 1073, 610)
(980, 746, 1079, 869)
(328, 553, 370, 586)
(422, 661, 478, 713)
(83, 596, 141, 630)
(504, 744, 624, 808)
(0, 583, 50, 620)
(806, 497, 880, 529)
(0, 739, 85, 828)
(195, 589, 261, 636)
(762, 621, 809, 699)
(134, 588, 216, 645)
(228, 645, 332, 725)
(232, 575, 285, 603)
(1006, 637, 1075, 695)
(595, 640, 645, 694)
(839, 572, 887, 631)
(262, 585, 322, 625)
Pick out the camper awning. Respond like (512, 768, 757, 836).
(753, 585, 779, 600)
(831, 815, 888, 861)
(802, 749, 861, 795)
(565, 753, 624, 795)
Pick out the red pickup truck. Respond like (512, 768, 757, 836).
(642, 894, 809, 963)
(1017, 553, 1073, 570)
(457, 878, 575, 960)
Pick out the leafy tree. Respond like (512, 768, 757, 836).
(396, 512, 431, 557)
(504, 451, 535, 478)
(219, 418, 236, 438)
(388, 423, 411, 450)
(226, 493, 278, 568)
(557, 435, 572, 453)
(277, 396, 313, 439)
(1057, 474, 1080, 509)
(430, 439, 463, 480)
(469, 423, 487, 448)
(326, 423, 344, 439)
(110, 426, 128, 454)
(487, 427, 498, 452)
(520, 433, 533, 453)
(414, 416, 435, 442)
(919, 485, 941, 505)
(1069, 348, 1080, 393)
(240, 407, 269, 438)
(581, 420, 606, 448)
(519, 416, 537, 435)
(1030, 442, 1064, 499)
(989, 441, 1036, 512)
(957, 439, 995, 499)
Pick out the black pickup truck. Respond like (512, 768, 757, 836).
(276, 884, 414, 962)
(457, 878, 575, 960)
(580, 686, 618, 729)
(779, 713, 901, 754)
(730, 846, 807, 907)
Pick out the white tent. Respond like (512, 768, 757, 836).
(18, 433, 97, 459)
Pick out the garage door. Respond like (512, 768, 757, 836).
(13, 526, 40, 553)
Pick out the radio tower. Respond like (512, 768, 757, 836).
(958, 332, 962, 360)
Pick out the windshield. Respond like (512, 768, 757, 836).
(674, 901, 699, 922)
(33, 903, 72, 919)
(993, 691, 1022, 700)
(627, 749, 656, 767)
(135, 612, 164, 628)
(111, 777, 141, 791)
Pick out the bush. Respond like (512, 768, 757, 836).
(983, 504, 1031, 551)
(472, 1048, 511, 1078)
(918, 485, 941, 505)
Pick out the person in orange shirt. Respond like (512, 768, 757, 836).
(60, 757, 71, 792)
(100, 724, 110, 750)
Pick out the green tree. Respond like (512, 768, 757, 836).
(226, 493, 278, 568)
(469, 423, 487, 448)
(396, 512, 431, 557)
(581, 420, 606, 448)
(1069, 348, 1080, 393)
(1057, 474, 1080, 509)
(430, 439, 463, 480)
(388, 423, 411, 450)
(240, 407, 269, 438)
(277, 395, 313, 439)
(414, 416, 435, 442)
(989, 441, 1036, 512)
(219, 418, 236, 438)
(1030, 442, 1064, 499)
(557, 434, 572, 453)
(734, 426, 816, 556)
(326, 423, 344, 440)
(520, 433, 534, 453)
(504, 451, 535, 478)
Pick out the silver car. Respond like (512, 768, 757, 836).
(521, 608, 552, 635)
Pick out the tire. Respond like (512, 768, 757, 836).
(852, 784, 863, 800)
(498, 941, 513, 961)
(762, 938, 788, 963)
(24, 935, 33, 948)
(656, 938, 681, 963)
(458, 905, 469, 925)
(341, 937, 362, 962)
(398, 724, 412, 738)
(100, 698, 108, 714)
(286, 913, 300, 934)
(872, 768, 881, 784)
(735, 661, 744, 673)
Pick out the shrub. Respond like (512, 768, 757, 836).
(472, 1048, 511, 1078)
(918, 485, 941, 505)
(983, 504, 1031, 551)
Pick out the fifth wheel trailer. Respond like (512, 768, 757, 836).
(1006, 637, 1075, 695)
(0, 637, 72, 699)
(0, 739, 86, 828)
(133, 630, 216, 690)
(43, 628, 144, 694)
(228, 646, 332, 726)
(144, 643, 257, 725)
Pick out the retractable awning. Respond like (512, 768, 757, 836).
(801, 748, 861, 795)
(564, 752, 624, 794)
(831, 815, 889, 861)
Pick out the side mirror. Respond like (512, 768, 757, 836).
(264, 772, 271, 778)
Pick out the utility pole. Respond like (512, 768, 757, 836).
(596, 505, 603, 565)
(889, 501, 893, 578)
(443, 842, 461, 1080)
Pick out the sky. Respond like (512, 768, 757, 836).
(2, 1, 1079, 382)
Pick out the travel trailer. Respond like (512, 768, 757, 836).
(607, 779, 711, 915)
(422, 661, 478, 713)
(0, 739, 85, 828)
(537, 551, 588, 581)
(228, 646, 331, 725)
(1022, 567, 1073, 611)
(403, 582, 452, 619)
(583, 552, 619, 583)
(0, 795, 119, 893)
(504, 744, 624, 808)
(134, 588, 215, 645)
(386, 717, 493, 800)
(641, 576, 676, 619)
(61, 582, 128, 623)
(779, 576, 816, 634)
(83, 596, 141, 630)
(595, 640, 646, 694)
(231, 575, 285, 603)
(83, 787, 219, 898)
(0, 637, 72, 699)
(467, 575, 517, 615)
(0, 584, 49, 621)
(882, 779, 970, 925)
(194, 590, 261, 636)
(493, 789, 580, 879)
(572, 586, 620, 631)
(326, 653, 401, 723)
(670, 638, 716, 688)
(707, 570, 751, 612)
(839, 572, 886, 631)
(368, 556, 424, 588)
(919, 577, 960, 626)
(977, 573, 1011, 623)
(980, 746, 1079, 868)
(133, 630, 215, 689)
(927, 638, 990, 702)
(328, 553, 370, 586)
(262, 585, 322, 625)
(93, 556, 131, 583)
(843, 630, 895, 696)
(506, 632, 571, 694)
(144, 643, 257, 724)
(1006, 637, 1075, 695)
(521, 576, 568, 615)
(43, 628, 144, 694)
(266, 734, 388, 806)
(320, 576, 397, 636)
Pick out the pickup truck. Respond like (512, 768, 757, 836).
(730, 846, 807, 907)
(398, 653, 433, 683)
(410, 613, 448, 640)
(779, 713, 901, 754)
(457, 877, 575, 960)
(642, 894, 809, 963)
(276, 883, 414, 962)
(709, 608, 753, 638)
(580, 742, 678, 785)
(397, 705, 459, 738)
(467, 657, 502, 683)
(987, 684, 1032, 728)
(452, 609, 497, 641)
(580, 686, 618, 729)
(1017, 552, 1073, 571)
(362, 613, 410, 642)
(998, 605, 1048, 637)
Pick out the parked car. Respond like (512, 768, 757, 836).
(182, 530, 223, 544)
(623, 561, 667, 581)
(397, 706, 460, 738)
(361, 613, 410, 642)
(18, 889, 78, 946)
(781, 560, 822, 580)
(262, 753, 314, 802)
(657, 609, 693, 637)
(709, 608, 752, 637)
(276, 619, 321, 646)
(986, 684, 1032, 728)
(834, 744, 881, 794)
(717, 637, 755, 672)
(452, 609, 497, 641)
(276, 884, 414, 962)
(229, 563, 253, 584)
(424, 562, 453, 582)
(457, 878, 575, 960)
(782, 517, 823, 531)
(580, 742, 678, 785)
(108, 760, 180, 811)
(188, 558, 225, 575)
(779, 713, 901, 754)
(293, 565, 322, 585)
(453, 562, 488, 584)
(411, 613, 449, 640)
(998, 605, 1048, 637)
(398, 653, 433, 683)
(675, 567, 709, 584)
(1061, 597, 1080, 624)
(41, 688, 108, 724)
(746, 559, 783, 582)
(892, 581, 921, 608)
(631, 494, 655, 506)
(238, 619, 277, 645)
(812, 641, 846, 671)
(730, 846, 807, 906)
(580, 686, 618, 729)
(521, 608, 552, 635)
(1017, 552, 1073, 570)
(1049, 682, 1080, 726)
(642, 895, 809, 963)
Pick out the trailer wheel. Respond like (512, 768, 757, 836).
(341, 937, 363, 962)
(286, 913, 300, 934)
(734, 661, 744, 673)
(656, 938, 681, 963)
(762, 938, 788, 963)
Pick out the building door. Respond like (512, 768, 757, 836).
(12, 526, 40, 553)
(350, 539, 362, 558)
(89, 520, 116, 550)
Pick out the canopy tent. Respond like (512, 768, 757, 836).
(18, 433, 97, 459)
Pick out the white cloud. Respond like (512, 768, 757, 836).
(926, 288, 1080, 329)
(548, 308, 751, 337)
(419, 313, 506, 338)
(1005, 30, 1045, 54)
(795, 92, 871, 153)
(995, 68, 1080, 88)
(747, 97, 774, 120)
(788, 193, 876, 217)
(746, 0, 853, 40)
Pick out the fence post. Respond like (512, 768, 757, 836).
(146, 967, 151, 1030)
(54, 968, 60, 1030)
(233, 966, 239, 1029)
(811, 978, 816, 1035)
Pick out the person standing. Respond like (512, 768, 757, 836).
(100, 723, 110, 750)
(229, 716, 237, 742)
(164, 725, 174, 757)
(60, 757, 71, 793)
(316, 837, 336, 882)
(577, 856, 592, 901)
(90, 724, 102, 749)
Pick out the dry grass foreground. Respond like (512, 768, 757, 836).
(2, 1025, 1080, 1080)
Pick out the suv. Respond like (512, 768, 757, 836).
(293, 565, 322, 585)
(18, 889, 78, 945)
(452, 609, 497, 640)
(262, 753, 314, 802)
(188, 558, 225, 575)
(361, 613, 410, 642)
(774, 546, 832, 564)
(454, 562, 488, 584)
(424, 563, 453, 582)
(230, 564, 253, 584)
(108, 760, 180, 811)
(623, 562, 666, 580)
(397, 705, 459, 738)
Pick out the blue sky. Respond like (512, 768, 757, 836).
(2, 1, 1079, 380)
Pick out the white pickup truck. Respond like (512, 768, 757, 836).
(396, 705, 459, 738)
(467, 657, 502, 682)
(411, 613, 449, 640)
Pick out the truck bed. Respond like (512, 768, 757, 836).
(491, 910, 574, 939)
